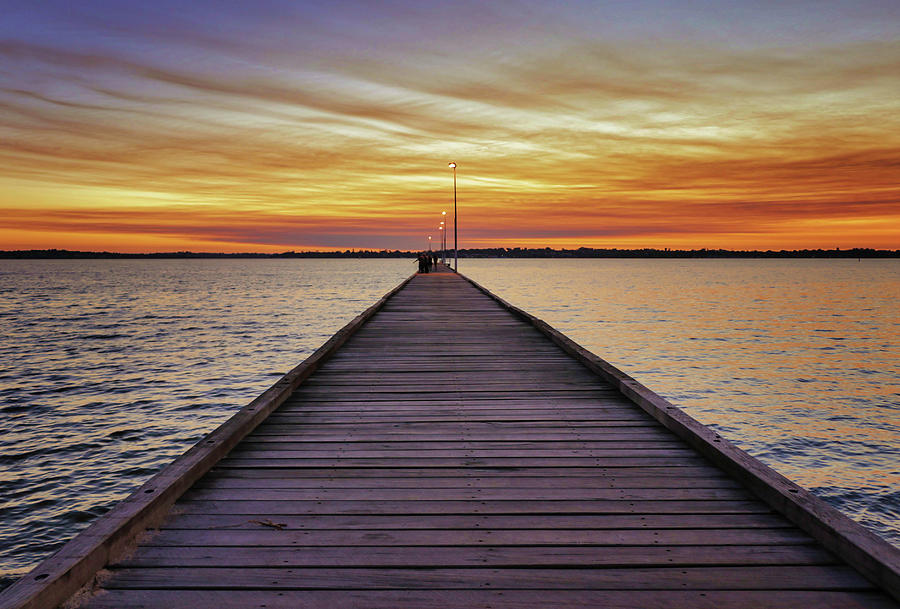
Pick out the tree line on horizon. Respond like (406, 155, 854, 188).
(2, 247, 898, 259)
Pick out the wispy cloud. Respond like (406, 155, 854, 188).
(1, 2, 898, 251)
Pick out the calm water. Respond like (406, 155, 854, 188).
(1, 258, 898, 590)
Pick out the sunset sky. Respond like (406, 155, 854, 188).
(2, 1, 898, 252)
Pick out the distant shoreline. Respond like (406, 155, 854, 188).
(2, 248, 898, 259)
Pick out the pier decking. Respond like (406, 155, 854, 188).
(3, 265, 899, 608)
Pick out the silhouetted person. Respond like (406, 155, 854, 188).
(417, 252, 428, 273)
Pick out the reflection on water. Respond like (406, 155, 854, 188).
(462, 258, 899, 547)
(0, 258, 411, 588)
(1, 258, 897, 591)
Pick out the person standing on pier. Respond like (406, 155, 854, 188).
(416, 252, 429, 273)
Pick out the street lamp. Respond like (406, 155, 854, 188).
(448, 162, 457, 271)
(428, 235, 432, 251)
(441, 211, 447, 264)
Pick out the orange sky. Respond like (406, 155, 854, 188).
(2, 2, 899, 252)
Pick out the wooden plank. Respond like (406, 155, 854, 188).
(206, 465, 728, 478)
(245, 429, 666, 442)
(276, 400, 639, 411)
(319, 362, 593, 371)
(178, 487, 752, 502)
(172, 499, 774, 515)
(141, 527, 813, 547)
(241, 434, 684, 450)
(268, 406, 650, 416)
(232, 440, 688, 450)
(76, 589, 900, 609)
(248, 421, 664, 432)
(241, 430, 681, 441)
(305, 371, 616, 379)
(319, 349, 568, 357)
(114, 544, 836, 568)
(159, 513, 794, 531)
(287, 389, 624, 399)
(273, 407, 639, 416)
(223, 448, 698, 459)
(303, 372, 605, 382)
(240, 435, 681, 445)
(216, 457, 711, 468)
(269, 408, 645, 425)
(103, 565, 873, 590)
(319, 358, 580, 364)
(195, 474, 738, 489)
(253, 419, 658, 427)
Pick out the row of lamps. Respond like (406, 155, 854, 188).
(428, 163, 458, 270)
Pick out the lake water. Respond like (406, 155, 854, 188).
(1, 258, 898, 590)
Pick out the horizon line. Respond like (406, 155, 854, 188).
(2, 247, 899, 259)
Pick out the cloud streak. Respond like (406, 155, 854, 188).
(1, 1, 898, 251)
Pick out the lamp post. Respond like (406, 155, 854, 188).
(448, 162, 457, 271)
(441, 211, 447, 264)
(428, 235, 432, 251)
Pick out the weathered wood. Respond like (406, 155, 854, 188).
(103, 565, 872, 590)
(206, 465, 728, 478)
(170, 499, 778, 515)
(140, 527, 813, 547)
(159, 513, 793, 531)
(178, 486, 752, 502)
(116, 544, 836, 568)
(241, 429, 679, 441)
(240, 433, 682, 444)
(193, 474, 741, 490)
(320, 361, 593, 371)
(75, 589, 900, 609)
(216, 456, 711, 468)
(220, 446, 695, 459)
(259, 412, 655, 423)
(232, 439, 687, 450)
(248, 421, 664, 434)
(276, 400, 638, 411)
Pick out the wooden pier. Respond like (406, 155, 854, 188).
(2, 265, 899, 608)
